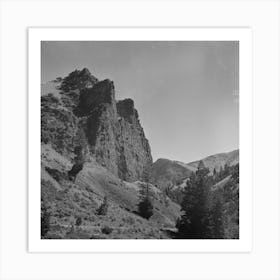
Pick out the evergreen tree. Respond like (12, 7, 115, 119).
(209, 196, 224, 238)
(223, 163, 239, 238)
(138, 195, 153, 219)
(41, 200, 50, 238)
(218, 166, 224, 180)
(176, 161, 211, 239)
(223, 163, 230, 177)
(138, 166, 153, 219)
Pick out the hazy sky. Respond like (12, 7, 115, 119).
(41, 41, 239, 163)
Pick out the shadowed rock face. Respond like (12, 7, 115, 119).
(59, 68, 98, 92)
(116, 98, 138, 124)
(79, 81, 153, 181)
(41, 69, 153, 182)
(75, 79, 116, 117)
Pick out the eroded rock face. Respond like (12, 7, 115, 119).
(59, 68, 98, 92)
(41, 69, 153, 182)
(115, 100, 152, 181)
(75, 79, 116, 116)
(117, 99, 138, 123)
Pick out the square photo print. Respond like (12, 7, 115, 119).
(40, 40, 239, 240)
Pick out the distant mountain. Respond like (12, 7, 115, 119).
(151, 159, 193, 190)
(186, 149, 239, 173)
(151, 152, 240, 238)
(151, 150, 239, 190)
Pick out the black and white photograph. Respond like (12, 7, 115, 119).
(3, 0, 280, 278)
(40, 41, 239, 240)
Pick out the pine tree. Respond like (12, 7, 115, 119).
(138, 165, 153, 219)
(223, 163, 239, 238)
(176, 162, 211, 239)
(138, 195, 153, 219)
(209, 196, 224, 238)
(218, 166, 224, 180)
(41, 200, 50, 238)
(223, 163, 230, 177)
(213, 168, 217, 177)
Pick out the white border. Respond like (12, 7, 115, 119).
(28, 27, 252, 253)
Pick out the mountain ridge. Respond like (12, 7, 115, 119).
(151, 149, 239, 190)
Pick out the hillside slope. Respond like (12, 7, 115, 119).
(41, 69, 180, 239)
(42, 144, 180, 239)
(187, 149, 239, 173)
(151, 158, 193, 190)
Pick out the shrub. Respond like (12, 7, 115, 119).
(101, 226, 113, 235)
(75, 217, 82, 227)
(45, 167, 64, 182)
(97, 196, 109, 215)
(123, 216, 135, 225)
(73, 192, 80, 202)
(138, 197, 153, 219)
(41, 200, 51, 238)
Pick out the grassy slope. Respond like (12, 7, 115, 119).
(41, 144, 180, 239)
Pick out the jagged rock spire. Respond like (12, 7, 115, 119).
(59, 68, 98, 92)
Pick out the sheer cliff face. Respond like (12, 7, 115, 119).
(116, 99, 153, 181)
(41, 69, 153, 182)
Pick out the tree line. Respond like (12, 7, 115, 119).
(176, 161, 239, 239)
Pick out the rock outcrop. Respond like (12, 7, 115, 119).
(41, 68, 153, 182)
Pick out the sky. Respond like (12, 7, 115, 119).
(41, 41, 239, 163)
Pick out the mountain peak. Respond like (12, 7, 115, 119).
(59, 68, 98, 92)
(117, 98, 139, 124)
(42, 68, 152, 182)
(80, 67, 91, 75)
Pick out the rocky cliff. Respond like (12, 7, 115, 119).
(41, 69, 179, 239)
(41, 68, 153, 182)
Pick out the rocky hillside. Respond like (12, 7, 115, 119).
(41, 68, 179, 239)
(42, 68, 152, 182)
(41, 145, 180, 239)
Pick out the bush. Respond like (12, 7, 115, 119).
(97, 196, 109, 215)
(101, 226, 113, 235)
(45, 167, 64, 182)
(123, 216, 135, 225)
(41, 200, 51, 238)
(75, 217, 82, 227)
(138, 197, 153, 219)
